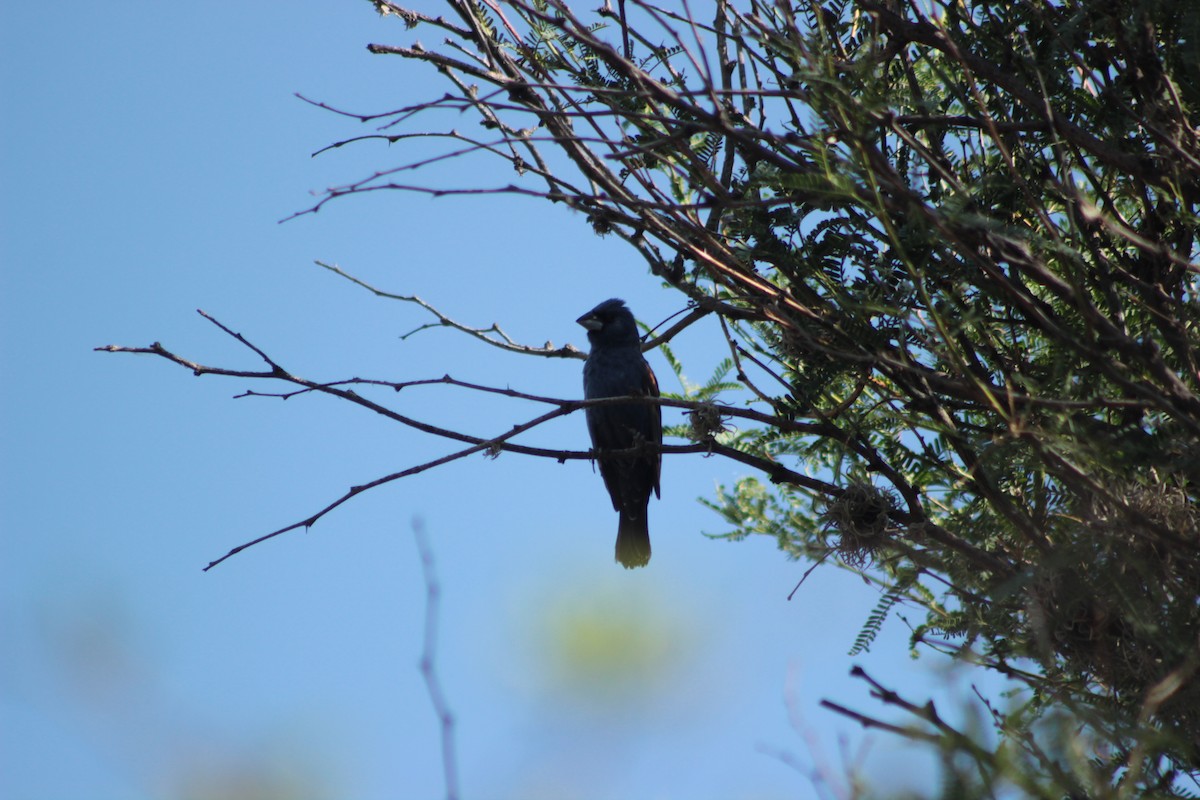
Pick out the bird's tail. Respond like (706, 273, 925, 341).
(616, 512, 651, 569)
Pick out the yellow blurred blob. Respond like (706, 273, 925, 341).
(517, 578, 703, 711)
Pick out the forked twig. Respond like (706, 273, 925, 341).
(315, 260, 586, 359)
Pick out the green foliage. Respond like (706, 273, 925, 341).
(848, 585, 904, 657)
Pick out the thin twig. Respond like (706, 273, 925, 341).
(787, 550, 832, 601)
(412, 519, 460, 800)
(202, 441, 488, 571)
(315, 261, 585, 358)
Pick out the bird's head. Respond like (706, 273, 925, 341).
(577, 298, 640, 347)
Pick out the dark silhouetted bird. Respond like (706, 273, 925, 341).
(577, 298, 662, 568)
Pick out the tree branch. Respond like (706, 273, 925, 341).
(98, 310, 848, 568)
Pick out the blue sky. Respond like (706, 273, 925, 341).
(2, 3, 997, 798)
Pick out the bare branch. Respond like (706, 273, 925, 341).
(314, 260, 586, 359)
(411, 519, 460, 800)
(98, 310, 858, 568)
(201, 442, 487, 571)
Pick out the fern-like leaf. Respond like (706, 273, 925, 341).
(848, 587, 904, 656)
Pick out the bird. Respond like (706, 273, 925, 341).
(577, 298, 662, 568)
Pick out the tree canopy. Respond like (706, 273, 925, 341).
(103, 0, 1200, 795)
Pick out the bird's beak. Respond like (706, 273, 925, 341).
(577, 313, 602, 331)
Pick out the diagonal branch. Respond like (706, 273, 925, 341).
(202, 441, 490, 571)
(314, 260, 585, 358)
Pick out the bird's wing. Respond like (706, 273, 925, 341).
(642, 356, 662, 498)
(587, 408, 626, 512)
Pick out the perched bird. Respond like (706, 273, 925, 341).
(577, 298, 662, 568)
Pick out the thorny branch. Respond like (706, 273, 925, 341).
(97, 308, 853, 569)
(821, 667, 1009, 788)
